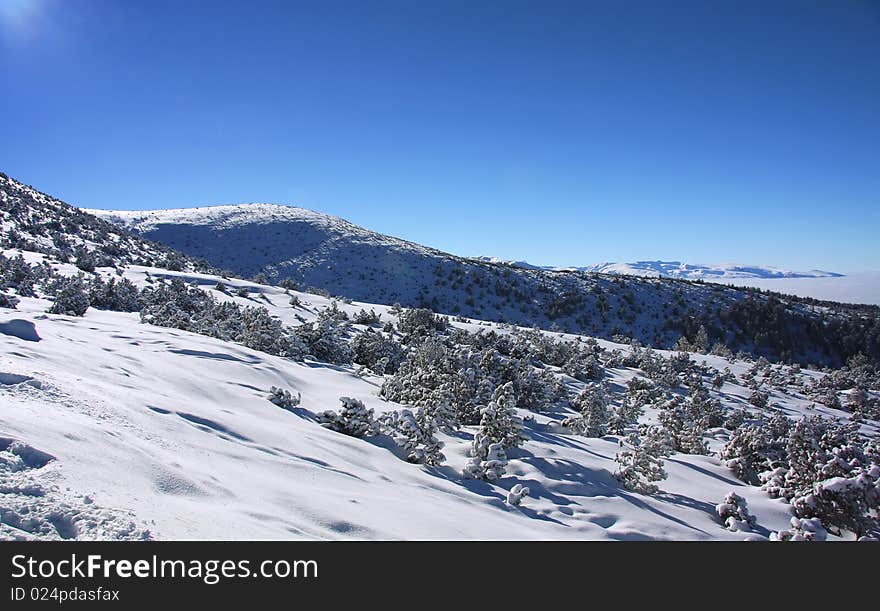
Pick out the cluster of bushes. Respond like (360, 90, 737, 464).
(722, 413, 879, 538)
(379, 327, 573, 428)
(316, 396, 445, 466)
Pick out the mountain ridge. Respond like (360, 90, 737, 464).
(80, 197, 880, 367)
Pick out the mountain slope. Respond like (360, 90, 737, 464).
(3, 257, 875, 540)
(0, 173, 208, 272)
(88, 202, 880, 367)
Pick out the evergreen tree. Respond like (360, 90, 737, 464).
(48, 275, 90, 316)
(614, 434, 667, 494)
(462, 382, 526, 480)
(317, 397, 377, 438)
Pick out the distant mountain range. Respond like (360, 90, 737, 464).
(474, 257, 843, 280)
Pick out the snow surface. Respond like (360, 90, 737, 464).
(2, 256, 871, 541)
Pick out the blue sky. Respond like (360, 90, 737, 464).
(2, 1, 879, 271)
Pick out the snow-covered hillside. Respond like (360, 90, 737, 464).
(85, 200, 880, 368)
(2, 174, 879, 541)
(3, 254, 876, 540)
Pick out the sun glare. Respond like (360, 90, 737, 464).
(0, 0, 43, 33)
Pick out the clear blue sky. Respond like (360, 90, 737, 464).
(2, 1, 878, 271)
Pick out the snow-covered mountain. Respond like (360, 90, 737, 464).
(2, 171, 879, 541)
(474, 257, 843, 280)
(578, 261, 843, 279)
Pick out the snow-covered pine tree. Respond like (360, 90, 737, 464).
(295, 318, 353, 364)
(88, 276, 140, 312)
(268, 386, 301, 410)
(607, 394, 644, 436)
(0, 292, 19, 309)
(614, 433, 668, 495)
(721, 419, 789, 485)
(462, 382, 527, 480)
(715, 492, 757, 532)
(351, 328, 404, 374)
(317, 397, 377, 438)
(379, 408, 445, 465)
(352, 308, 381, 325)
(47, 275, 90, 316)
(562, 382, 610, 437)
(73, 246, 96, 273)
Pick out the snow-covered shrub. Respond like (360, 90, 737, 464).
(378, 407, 445, 465)
(73, 246, 96, 272)
(160, 252, 186, 272)
(352, 308, 381, 325)
(268, 386, 301, 410)
(0, 291, 20, 309)
(512, 365, 559, 413)
(626, 375, 655, 395)
(380, 337, 491, 426)
(397, 307, 447, 336)
(770, 517, 828, 541)
(656, 398, 707, 455)
(721, 414, 791, 485)
(723, 407, 752, 431)
(351, 328, 404, 374)
(715, 492, 757, 532)
(141, 277, 215, 330)
(506, 483, 530, 506)
(0, 253, 37, 297)
(318, 301, 349, 323)
(790, 463, 880, 538)
(561, 342, 604, 381)
(748, 415, 880, 537)
(614, 434, 668, 494)
(686, 385, 724, 428)
(140, 279, 305, 359)
(607, 395, 645, 436)
(237, 307, 305, 358)
(780, 417, 857, 496)
(814, 388, 842, 410)
(748, 389, 770, 408)
(47, 275, 90, 316)
(637, 425, 675, 458)
(317, 397, 378, 438)
(294, 318, 352, 364)
(464, 441, 508, 481)
(562, 383, 610, 437)
(88, 276, 140, 312)
(480, 382, 527, 449)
